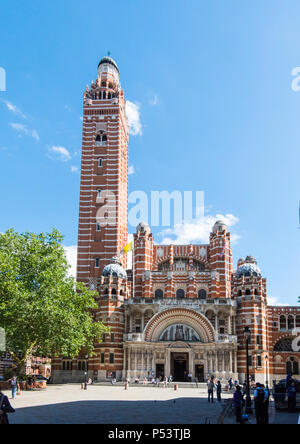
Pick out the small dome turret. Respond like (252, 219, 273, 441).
(237, 256, 261, 278)
(136, 221, 151, 235)
(102, 256, 127, 280)
(212, 220, 227, 234)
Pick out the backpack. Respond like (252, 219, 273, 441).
(256, 388, 265, 405)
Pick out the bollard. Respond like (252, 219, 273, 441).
(125, 382, 129, 390)
(174, 384, 178, 391)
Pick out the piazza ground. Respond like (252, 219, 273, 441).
(1, 384, 299, 424)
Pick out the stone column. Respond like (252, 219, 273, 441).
(189, 350, 194, 375)
(222, 351, 225, 373)
(228, 316, 232, 335)
(123, 347, 127, 379)
(229, 350, 233, 373)
(134, 349, 137, 377)
(130, 314, 133, 333)
(128, 349, 131, 378)
(141, 349, 144, 377)
(141, 312, 145, 332)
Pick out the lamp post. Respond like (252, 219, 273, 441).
(244, 327, 253, 414)
(84, 354, 89, 390)
(265, 355, 269, 387)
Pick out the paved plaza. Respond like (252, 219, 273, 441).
(2, 384, 233, 424)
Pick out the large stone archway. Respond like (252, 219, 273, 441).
(144, 307, 215, 343)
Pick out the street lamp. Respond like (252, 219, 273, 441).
(244, 327, 253, 414)
(265, 355, 269, 387)
(84, 354, 89, 390)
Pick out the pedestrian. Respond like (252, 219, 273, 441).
(0, 389, 15, 424)
(216, 381, 222, 403)
(164, 376, 168, 388)
(9, 376, 18, 399)
(286, 373, 292, 389)
(254, 383, 265, 424)
(233, 385, 244, 424)
(228, 377, 233, 391)
(287, 382, 297, 413)
(262, 384, 270, 424)
(207, 377, 215, 403)
(242, 382, 247, 397)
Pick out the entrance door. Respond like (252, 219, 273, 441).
(156, 364, 164, 380)
(195, 365, 204, 382)
(171, 353, 189, 382)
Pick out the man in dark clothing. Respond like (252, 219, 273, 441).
(254, 383, 265, 424)
(287, 382, 297, 413)
(216, 381, 222, 403)
(262, 384, 270, 424)
(233, 386, 244, 424)
(0, 391, 15, 424)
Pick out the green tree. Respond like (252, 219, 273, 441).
(0, 229, 109, 376)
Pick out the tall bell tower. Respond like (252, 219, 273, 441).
(76, 57, 129, 288)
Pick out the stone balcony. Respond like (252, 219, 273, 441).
(123, 333, 145, 342)
(216, 334, 238, 344)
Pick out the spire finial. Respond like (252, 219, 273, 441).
(107, 50, 111, 57)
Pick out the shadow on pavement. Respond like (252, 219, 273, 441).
(10, 398, 223, 424)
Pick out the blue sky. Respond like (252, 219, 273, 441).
(0, 0, 300, 306)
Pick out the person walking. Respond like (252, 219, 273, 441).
(233, 385, 244, 424)
(254, 383, 265, 424)
(0, 388, 15, 424)
(228, 377, 233, 391)
(9, 376, 18, 399)
(207, 377, 215, 403)
(262, 384, 270, 424)
(216, 381, 222, 403)
(287, 382, 297, 413)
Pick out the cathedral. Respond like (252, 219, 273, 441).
(52, 57, 300, 384)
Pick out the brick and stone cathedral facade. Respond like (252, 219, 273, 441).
(52, 57, 300, 384)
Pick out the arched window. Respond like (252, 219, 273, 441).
(176, 289, 185, 300)
(245, 289, 251, 296)
(198, 289, 207, 300)
(288, 315, 294, 330)
(296, 316, 300, 328)
(155, 289, 164, 300)
(293, 360, 299, 375)
(104, 288, 108, 295)
(101, 81, 106, 87)
(111, 288, 117, 296)
(286, 358, 299, 375)
(95, 132, 107, 145)
(254, 289, 258, 295)
(238, 290, 242, 297)
(280, 315, 286, 331)
(103, 91, 106, 99)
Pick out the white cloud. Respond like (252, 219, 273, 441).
(128, 165, 135, 175)
(3, 100, 27, 119)
(71, 165, 79, 173)
(267, 296, 291, 307)
(50, 146, 72, 162)
(10, 123, 39, 141)
(149, 94, 159, 106)
(126, 101, 142, 136)
(64, 245, 77, 278)
(31, 130, 40, 142)
(159, 214, 240, 245)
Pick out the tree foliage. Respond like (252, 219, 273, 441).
(0, 229, 109, 374)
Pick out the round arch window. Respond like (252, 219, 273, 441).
(176, 289, 185, 300)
